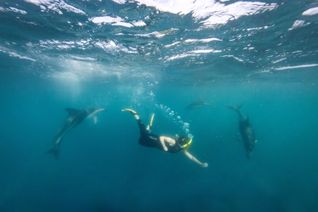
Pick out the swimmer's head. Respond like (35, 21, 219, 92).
(177, 136, 193, 149)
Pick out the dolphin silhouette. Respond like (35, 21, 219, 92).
(185, 100, 212, 110)
(48, 107, 104, 158)
(228, 105, 257, 159)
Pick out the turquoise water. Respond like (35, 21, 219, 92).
(1, 1, 318, 211)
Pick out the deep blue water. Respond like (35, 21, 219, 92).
(1, 1, 318, 212)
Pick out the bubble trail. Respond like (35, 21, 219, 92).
(156, 104, 192, 138)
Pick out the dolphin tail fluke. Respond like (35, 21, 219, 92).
(47, 145, 60, 159)
(48, 136, 62, 159)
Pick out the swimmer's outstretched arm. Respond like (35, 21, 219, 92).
(183, 150, 208, 168)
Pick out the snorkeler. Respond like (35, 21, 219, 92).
(122, 108, 208, 168)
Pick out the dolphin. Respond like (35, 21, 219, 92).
(48, 107, 105, 158)
(185, 100, 212, 110)
(228, 105, 257, 159)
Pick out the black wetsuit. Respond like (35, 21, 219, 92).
(137, 119, 182, 153)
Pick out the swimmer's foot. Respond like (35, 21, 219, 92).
(122, 108, 140, 120)
(121, 108, 138, 115)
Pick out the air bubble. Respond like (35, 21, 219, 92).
(155, 104, 191, 136)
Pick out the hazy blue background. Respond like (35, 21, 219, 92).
(1, 0, 318, 211)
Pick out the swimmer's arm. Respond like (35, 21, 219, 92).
(159, 136, 176, 152)
(183, 150, 208, 168)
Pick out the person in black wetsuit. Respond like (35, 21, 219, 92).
(122, 108, 208, 168)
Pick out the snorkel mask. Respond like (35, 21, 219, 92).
(177, 136, 193, 149)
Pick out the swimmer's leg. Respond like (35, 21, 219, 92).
(122, 108, 140, 120)
(146, 113, 155, 131)
(122, 108, 147, 133)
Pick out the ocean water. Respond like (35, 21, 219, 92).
(1, 1, 318, 211)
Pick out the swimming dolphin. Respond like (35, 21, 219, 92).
(48, 107, 105, 158)
(228, 105, 257, 159)
(185, 100, 212, 110)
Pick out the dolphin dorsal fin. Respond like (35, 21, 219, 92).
(65, 108, 81, 116)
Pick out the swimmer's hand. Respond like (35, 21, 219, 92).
(201, 162, 208, 168)
(163, 145, 168, 152)
(160, 139, 169, 152)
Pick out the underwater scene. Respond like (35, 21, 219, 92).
(1, 0, 318, 211)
